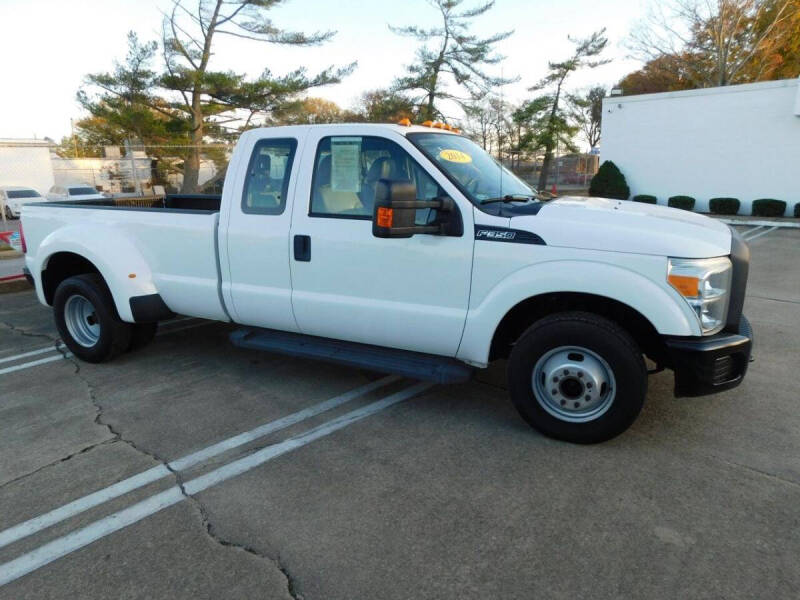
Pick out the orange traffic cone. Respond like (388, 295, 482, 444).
(550, 184, 558, 196)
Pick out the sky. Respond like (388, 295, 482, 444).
(0, 0, 648, 141)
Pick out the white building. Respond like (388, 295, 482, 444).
(0, 138, 55, 194)
(601, 78, 800, 216)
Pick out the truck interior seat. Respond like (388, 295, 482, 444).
(314, 155, 364, 215)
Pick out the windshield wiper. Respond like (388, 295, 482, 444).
(480, 194, 534, 204)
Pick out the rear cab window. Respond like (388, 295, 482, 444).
(241, 138, 298, 215)
(309, 135, 444, 225)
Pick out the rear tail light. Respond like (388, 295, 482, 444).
(19, 222, 27, 253)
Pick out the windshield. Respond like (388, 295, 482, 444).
(407, 132, 534, 204)
(7, 189, 41, 199)
(68, 187, 98, 196)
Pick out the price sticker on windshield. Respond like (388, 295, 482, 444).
(439, 149, 472, 163)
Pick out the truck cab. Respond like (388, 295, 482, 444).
(20, 123, 753, 443)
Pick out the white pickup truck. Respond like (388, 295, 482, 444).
(19, 123, 753, 443)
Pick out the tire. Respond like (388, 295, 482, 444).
(53, 274, 132, 363)
(507, 311, 647, 444)
(4, 206, 14, 220)
(127, 322, 158, 352)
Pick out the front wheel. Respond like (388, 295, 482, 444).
(507, 312, 647, 444)
(54, 274, 132, 363)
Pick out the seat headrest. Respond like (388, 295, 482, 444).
(366, 157, 397, 183)
(317, 155, 332, 185)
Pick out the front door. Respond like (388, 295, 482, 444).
(288, 129, 474, 357)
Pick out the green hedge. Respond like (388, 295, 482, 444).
(632, 194, 657, 204)
(709, 197, 740, 215)
(668, 195, 695, 210)
(795, 203, 800, 218)
(751, 199, 786, 217)
(589, 161, 630, 200)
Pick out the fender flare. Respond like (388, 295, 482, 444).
(36, 224, 159, 322)
(456, 260, 700, 366)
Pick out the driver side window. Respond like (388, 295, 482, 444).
(310, 136, 445, 225)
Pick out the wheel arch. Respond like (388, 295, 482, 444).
(489, 292, 667, 364)
(456, 260, 698, 367)
(36, 225, 159, 322)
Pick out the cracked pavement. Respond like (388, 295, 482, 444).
(0, 227, 799, 599)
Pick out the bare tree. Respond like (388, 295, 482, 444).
(628, 0, 793, 87)
(569, 86, 606, 151)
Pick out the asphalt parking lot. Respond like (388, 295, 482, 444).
(0, 225, 798, 599)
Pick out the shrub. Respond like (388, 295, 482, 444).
(589, 161, 630, 200)
(795, 203, 800, 218)
(632, 194, 657, 204)
(709, 197, 740, 215)
(668, 195, 696, 211)
(751, 198, 786, 217)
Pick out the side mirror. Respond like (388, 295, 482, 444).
(372, 179, 460, 238)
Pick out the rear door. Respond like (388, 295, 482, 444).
(288, 127, 474, 357)
(222, 129, 306, 331)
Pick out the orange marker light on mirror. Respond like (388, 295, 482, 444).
(376, 207, 393, 228)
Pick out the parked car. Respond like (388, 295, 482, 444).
(46, 184, 104, 201)
(19, 122, 753, 443)
(1, 186, 46, 219)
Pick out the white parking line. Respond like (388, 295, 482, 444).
(0, 346, 58, 365)
(744, 226, 778, 242)
(0, 353, 71, 377)
(740, 225, 763, 239)
(0, 321, 211, 378)
(0, 375, 399, 550)
(0, 380, 433, 586)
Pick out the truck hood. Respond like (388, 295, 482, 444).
(514, 196, 732, 258)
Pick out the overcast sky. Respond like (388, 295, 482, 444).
(0, 0, 647, 141)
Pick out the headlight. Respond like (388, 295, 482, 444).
(668, 257, 732, 335)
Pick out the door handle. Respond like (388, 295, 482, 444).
(294, 235, 311, 261)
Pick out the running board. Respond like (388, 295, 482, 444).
(230, 328, 473, 384)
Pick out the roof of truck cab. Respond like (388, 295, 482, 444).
(243, 123, 461, 137)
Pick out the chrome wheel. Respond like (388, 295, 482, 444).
(532, 346, 616, 423)
(64, 295, 101, 347)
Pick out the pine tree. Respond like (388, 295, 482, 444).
(390, 0, 515, 121)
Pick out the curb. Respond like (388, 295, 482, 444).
(0, 275, 31, 294)
(718, 218, 800, 229)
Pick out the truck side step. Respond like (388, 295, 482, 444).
(230, 328, 473, 384)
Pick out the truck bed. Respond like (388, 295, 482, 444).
(22, 195, 228, 322)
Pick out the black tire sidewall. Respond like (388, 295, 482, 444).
(508, 313, 647, 444)
(54, 274, 130, 363)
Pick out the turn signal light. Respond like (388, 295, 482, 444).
(668, 274, 700, 297)
(376, 207, 393, 228)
